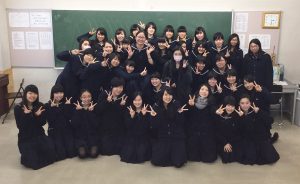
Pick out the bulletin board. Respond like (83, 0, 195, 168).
(233, 11, 281, 63)
(6, 9, 54, 67)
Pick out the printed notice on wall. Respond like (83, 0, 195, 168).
(234, 13, 248, 33)
(9, 12, 30, 27)
(39, 32, 53, 50)
(249, 34, 271, 50)
(11, 31, 25, 49)
(30, 12, 52, 28)
(25, 32, 39, 50)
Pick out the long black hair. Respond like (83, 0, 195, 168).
(194, 26, 208, 42)
(21, 84, 40, 109)
(163, 25, 175, 40)
(95, 27, 108, 43)
(145, 22, 157, 39)
(227, 33, 240, 51)
(131, 91, 143, 111)
(114, 28, 126, 45)
(248, 38, 263, 54)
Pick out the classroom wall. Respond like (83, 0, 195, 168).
(0, 0, 11, 71)
(1, 0, 299, 101)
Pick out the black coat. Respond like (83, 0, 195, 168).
(227, 48, 244, 81)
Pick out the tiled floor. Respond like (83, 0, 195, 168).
(1, 111, 300, 184)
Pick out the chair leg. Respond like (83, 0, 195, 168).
(279, 98, 284, 126)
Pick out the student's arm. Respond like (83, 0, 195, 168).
(14, 104, 32, 129)
(77, 32, 93, 42)
(113, 67, 141, 80)
(56, 50, 74, 62)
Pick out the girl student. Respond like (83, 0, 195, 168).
(99, 40, 115, 62)
(121, 92, 151, 163)
(215, 96, 243, 163)
(186, 84, 217, 162)
(238, 94, 280, 165)
(176, 26, 192, 51)
(96, 77, 128, 155)
(162, 46, 193, 105)
(77, 27, 108, 55)
(44, 84, 76, 161)
(71, 89, 99, 159)
(191, 55, 210, 94)
(162, 25, 177, 51)
(145, 22, 158, 47)
(192, 26, 211, 48)
(222, 68, 243, 102)
(209, 32, 228, 68)
(189, 40, 210, 68)
(55, 48, 96, 102)
(212, 54, 230, 85)
(143, 72, 167, 106)
(207, 71, 223, 106)
(150, 87, 188, 167)
(113, 28, 126, 48)
(243, 38, 273, 91)
(14, 85, 56, 170)
(129, 24, 140, 44)
(226, 33, 244, 80)
(155, 37, 172, 75)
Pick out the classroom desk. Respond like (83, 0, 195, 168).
(272, 80, 298, 124)
(0, 74, 9, 116)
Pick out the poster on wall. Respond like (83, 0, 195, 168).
(11, 31, 25, 49)
(30, 11, 52, 28)
(9, 12, 30, 27)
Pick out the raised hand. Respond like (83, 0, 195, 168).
(116, 44, 122, 52)
(203, 50, 210, 57)
(230, 83, 237, 92)
(120, 95, 128, 106)
(182, 60, 188, 68)
(127, 105, 135, 118)
(254, 81, 262, 92)
(138, 21, 145, 29)
(227, 64, 232, 69)
(73, 101, 83, 110)
(22, 105, 32, 114)
(140, 67, 147, 76)
(89, 28, 96, 35)
(225, 49, 230, 58)
(65, 97, 72, 104)
(192, 37, 196, 46)
(235, 106, 244, 116)
(71, 49, 82, 55)
(216, 82, 223, 94)
(111, 38, 116, 46)
(148, 105, 157, 117)
(188, 95, 196, 106)
(141, 104, 148, 115)
(216, 104, 225, 115)
(127, 46, 135, 59)
(35, 106, 45, 116)
(178, 104, 188, 113)
(185, 50, 189, 57)
(193, 66, 201, 75)
(164, 40, 170, 49)
(146, 45, 155, 55)
(250, 102, 259, 113)
(88, 101, 97, 111)
(101, 58, 109, 67)
(105, 90, 113, 102)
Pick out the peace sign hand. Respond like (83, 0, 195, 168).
(140, 67, 147, 76)
(88, 101, 97, 111)
(193, 66, 201, 75)
(73, 101, 83, 110)
(101, 58, 109, 67)
(230, 83, 237, 92)
(178, 104, 188, 113)
(203, 50, 210, 57)
(127, 46, 135, 59)
(182, 60, 188, 68)
(120, 95, 128, 106)
(254, 81, 262, 92)
(71, 49, 83, 55)
(227, 64, 232, 70)
(127, 105, 135, 118)
(138, 21, 145, 29)
(105, 90, 113, 102)
(89, 28, 96, 35)
(235, 106, 244, 117)
(250, 102, 259, 113)
(216, 82, 223, 94)
(147, 45, 155, 55)
(216, 105, 225, 115)
(65, 97, 72, 104)
(147, 105, 157, 117)
(141, 104, 148, 115)
(164, 40, 170, 49)
(22, 105, 32, 114)
(188, 95, 196, 106)
(35, 106, 45, 116)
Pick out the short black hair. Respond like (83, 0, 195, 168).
(213, 32, 224, 41)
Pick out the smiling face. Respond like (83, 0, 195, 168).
(110, 56, 120, 67)
(178, 32, 186, 39)
(225, 104, 235, 114)
(53, 92, 64, 102)
(165, 31, 173, 39)
(135, 32, 146, 45)
(83, 54, 94, 64)
(214, 38, 224, 48)
(230, 37, 238, 47)
(244, 80, 254, 91)
(103, 42, 113, 54)
(162, 90, 173, 104)
(80, 91, 92, 106)
(239, 97, 251, 112)
(216, 57, 226, 69)
(196, 32, 204, 40)
(151, 78, 161, 87)
(112, 86, 123, 97)
(199, 85, 209, 98)
(133, 95, 143, 109)
(96, 32, 105, 42)
(26, 91, 38, 104)
(197, 45, 206, 54)
(116, 31, 125, 42)
(147, 25, 155, 36)
(208, 77, 217, 87)
(81, 40, 91, 50)
(227, 75, 236, 84)
(196, 62, 205, 71)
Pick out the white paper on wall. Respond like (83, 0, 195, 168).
(30, 11, 52, 28)
(234, 13, 248, 33)
(25, 32, 39, 50)
(9, 12, 30, 27)
(248, 34, 271, 50)
(39, 32, 53, 50)
(11, 31, 25, 49)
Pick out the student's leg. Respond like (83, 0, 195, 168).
(90, 146, 99, 158)
(200, 135, 217, 163)
(18, 141, 40, 170)
(38, 136, 56, 167)
(151, 139, 171, 167)
(171, 139, 187, 168)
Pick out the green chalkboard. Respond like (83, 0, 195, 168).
(52, 10, 232, 67)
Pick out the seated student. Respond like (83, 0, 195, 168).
(242, 75, 279, 143)
(44, 84, 76, 161)
(56, 48, 95, 102)
(150, 87, 188, 167)
(128, 24, 140, 44)
(238, 95, 280, 165)
(222, 69, 243, 102)
(226, 33, 244, 80)
(215, 96, 243, 163)
(96, 77, 128, 156)
(162, 46, 192, 105)
(189, 40, 210, 68)
(77, 27, 108, 55)
(145, 22, 158, 47)
(143, 72, 167, 106)
(121, 92, 151, 163)
(207, 71, 223, 105)
(71, 89, 99, 159)
(14, 85, 56, 170)
(186, 84, 217, 162)
(209, 32, 228, 68)
(175, 26, 192, 51)
(212, 54, 229, 85)
(191, 55, 210, 94)
(156, 37, 172, 75)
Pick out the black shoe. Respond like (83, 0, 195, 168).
(271, 132, 279, 144)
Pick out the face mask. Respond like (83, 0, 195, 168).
(174, 55, 182, 62)
(82, 45, 91, 50)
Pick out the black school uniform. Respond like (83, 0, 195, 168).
(150, 100, 187, 167)
(191, 67, 209, 94)
(147, 36, 158, 47)
(222, 83, 243, 102)
(56, 50, 87, 101)
(143, 84, 167, 106)
(120, 111, 151, 163)
(71, 107, 99, 154)
(156, 49, 172, 75)
(96, 91, 126, 155)
(239, 110, 280, 165)
(186, 97, 217, 162)
(227, 48, 244, 81)
(162, 61, 193, 105)
(44, 102, 76, 160)
(216, 112, 242, 163)
(14, 103, 56, 170)
(212, 67, 228, 85)
(210, 87, 223, 106)
(243, 51, 273, 90)
(77, 32, 104, 58)
(209, 44, 228, 68)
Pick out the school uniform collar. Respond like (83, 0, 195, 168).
(245, 110, 254, 116)
(211, 45, 228, 52)
(191, 67, 209, 75)
(78, 56, 88, 67)
(220, 113, 233, 120)
(213, 67, 227, 75)
(224, 83, 243, 90)
(131, 44, 147, 51)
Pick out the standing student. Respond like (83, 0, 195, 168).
(156, 37, 172, 75)
(162, 46, 192, 105)
(150, 87, 188, 167)
(44, 84, 76, 161)
(14, 85, 56, 170)
(209, 32, 228, 68)
(191, 55, 209, 94)
(222, 69, 243, 102)
(193, 26, 211, 49)
(226, 33, 244, 80)
(243, 38, 273, 90)
(129, 24, 140, 44)
(71, 89, 99, 159)
(114, 28, 127, 47)
(215, 96, 242, 163)
(176, 26, 192, 51)
(145, 22, 158, 46)
(96, 77, 127, 155)
(162, 25, 177, 51)
(121, 92, 151, 163)
(186, 84, 217, 162)
(189, 40, 210, 67)
(212, 54, 229, 85)
(207, 71, 223, 105)
(238, 95, 280, 165)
